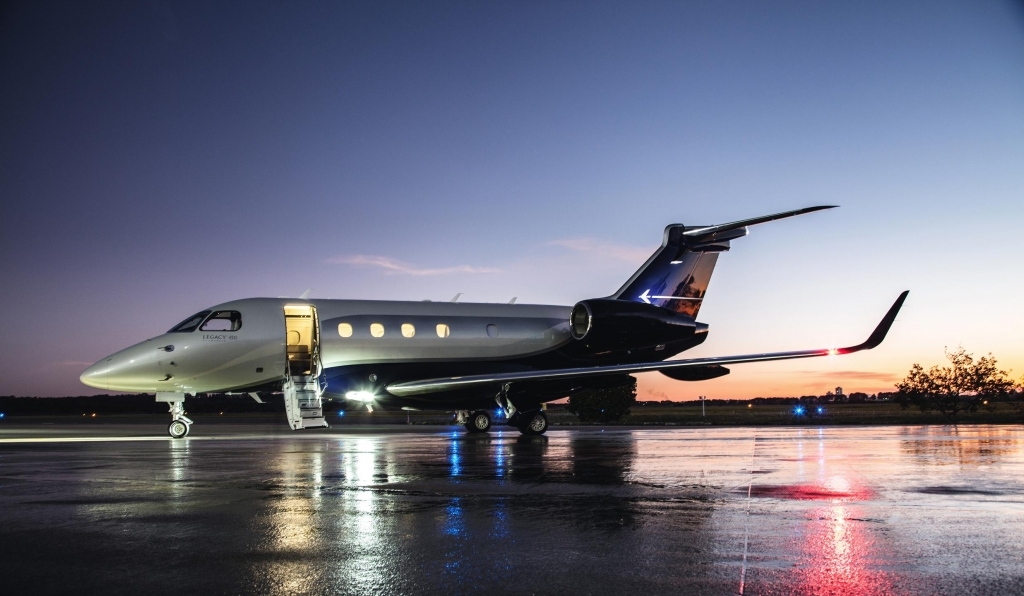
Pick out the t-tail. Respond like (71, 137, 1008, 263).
(611, 206, 837, 317)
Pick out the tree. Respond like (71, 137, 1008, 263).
(1013, 375, 1024, 417)
(896, 347, 1016, 420)
(567, 377, 637, 423)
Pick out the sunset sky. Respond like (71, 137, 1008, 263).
(1, 1, 1022, 398)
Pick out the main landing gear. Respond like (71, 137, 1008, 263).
(497, 385, 548, 436)
(466, 411, 493, 434)
(517, 410, 548, 435)
(456, 388, 549, 435)
(456, 408, 546, 435)
(456, 409, 492, 433)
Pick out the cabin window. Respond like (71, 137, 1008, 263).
(370, 323, 385, 338)
(401, 323, 415, 338)
(200, 311, 242, 332)
(436, 323, 450, 338)
(486, 324, 499, 338)
(168, 311, 211, 333)
(338, 323, 353, 338)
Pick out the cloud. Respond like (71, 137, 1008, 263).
(645, 388, 670, 400)
(546, 238, 651, 263)
(792, 370, 902, 383)
(326, 255, 500, 276)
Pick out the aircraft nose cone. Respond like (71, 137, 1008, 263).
(80, 360, 110, 389)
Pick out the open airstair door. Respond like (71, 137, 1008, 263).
(282, 304, 328, 430)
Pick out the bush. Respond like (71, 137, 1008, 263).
(566, 377, 637, 423)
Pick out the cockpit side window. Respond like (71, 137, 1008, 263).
(200, 311, 242, 332)
(168, 311, 212, 333)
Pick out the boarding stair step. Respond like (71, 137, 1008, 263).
(299, 417, 328, 428)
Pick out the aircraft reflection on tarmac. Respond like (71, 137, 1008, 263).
(3, 425, 1024, 595)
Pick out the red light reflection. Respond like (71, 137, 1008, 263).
(795, 499, 896, 596)
(748, 482, 873, 501)
(751, 478, 895, 595)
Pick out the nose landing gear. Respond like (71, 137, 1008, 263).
(167, 401, 193, 438)
(157, 393, 192, 439)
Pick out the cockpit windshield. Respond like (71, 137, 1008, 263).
(168, 311, 211, 333)
(200, 311, 242, 332)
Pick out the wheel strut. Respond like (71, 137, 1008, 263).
(494, 383, 516, 419)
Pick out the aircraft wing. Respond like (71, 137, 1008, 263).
(386, 291, 908, 397)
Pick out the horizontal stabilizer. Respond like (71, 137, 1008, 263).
(386, 291, 908, 397)
(682, 205, 837, 239)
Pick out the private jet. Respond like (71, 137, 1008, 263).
(80, 206, 908, 438)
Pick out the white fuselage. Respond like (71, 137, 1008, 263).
(80, 298, 572, 394)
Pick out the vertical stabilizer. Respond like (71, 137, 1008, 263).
(611, 206, 836, 318)
(611, 224, 740, 318)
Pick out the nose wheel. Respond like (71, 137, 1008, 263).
(164, 399, 193, 439)
(168, 419, 190, 438)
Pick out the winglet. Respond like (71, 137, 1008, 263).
(837, 291, 909, 354)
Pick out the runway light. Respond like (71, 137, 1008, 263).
(0, 412, 5, 419)
(338, 411, 345, 417)
(747, 404, 752, 408)
(816, 406, 824, 415)
(345, 390, 375, 402)
(91, 413, 96, 418)
(794, 406, 805, 416)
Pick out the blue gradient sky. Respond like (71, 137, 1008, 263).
(2, 1, 1022, 398)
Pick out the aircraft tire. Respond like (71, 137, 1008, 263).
(168, 420, 189, 439)
(518, 411, 548, 436)
(465, 410, 491, 433)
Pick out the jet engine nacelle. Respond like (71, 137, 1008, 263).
(569, 298, 696, 350)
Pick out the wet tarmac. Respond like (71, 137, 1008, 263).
(1, 422, 1023, 595)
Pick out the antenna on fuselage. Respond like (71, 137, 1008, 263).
(299, 289, 312, 299)
(508, 297, 517, 304)
(450, 293, 462, 303)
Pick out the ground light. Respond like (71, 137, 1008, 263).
(816, 406, 825, 415)
(794, 406, 805, 416)
(0, 412, 5, 419)
(345, 390, 375, 402)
